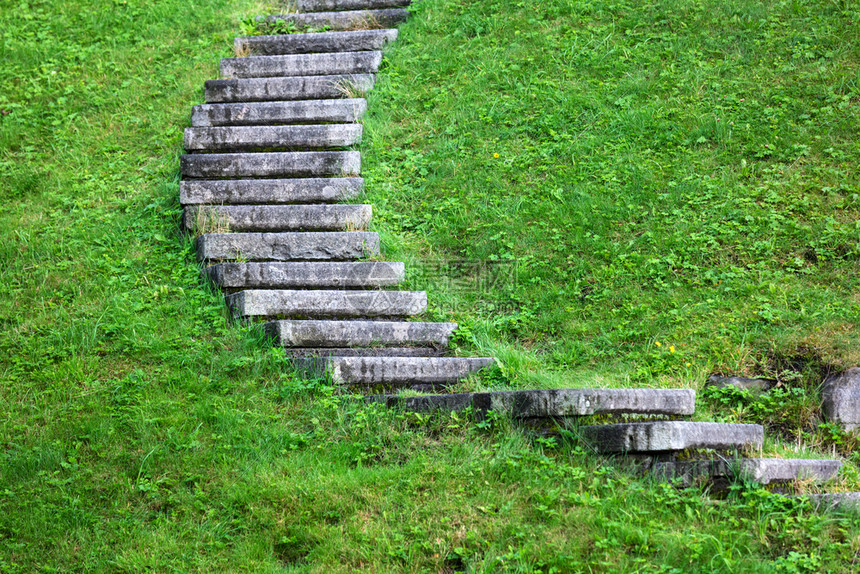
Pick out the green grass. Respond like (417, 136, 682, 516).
(2, 0, 860, 571)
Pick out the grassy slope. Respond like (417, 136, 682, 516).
(1, 0, 860, 571)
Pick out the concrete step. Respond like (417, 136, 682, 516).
(205, 261, 405, 289)
(184, 204, 371, 232)
(322, 356, 494, 387)
(235, 29, 397, 56)
(184, 125, 362, 152)
(226, 289, 426, 318)
(263, 319, 457, 348)
(221, 51, 382, 79)
(196, 231, 379, 261)
(652, 458, 841, 486)
(263, 8, 408, 31)
(181, 151, 360, 179)
(180, 177, 363, 205)
(296, 0, 410, 12)
(191, 99, 367, 127)
(370, 388, 696, 417)
(285, 347, 442, 358)
(205, 74, 375, 103)
(580, 422, 764, 454)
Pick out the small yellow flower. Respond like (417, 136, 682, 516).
(493, 153, 500, 158)
(685, 362, 691, 367)
(655, 341, 662, 347)
(669, 345, 675, 353)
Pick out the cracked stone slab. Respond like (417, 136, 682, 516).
(580, 421, 764, 453)
(205, 74, 375, 103)
(180, 151, 360, 179)
(196, 231, 379, 261)
(180, 177, 363, 205)
(191, 99, 367, 127)
(184, 124, 362, 151)
(822, 367, 860, 431)
(184, 204, 371, 232)
(235, 29, 397, 56)
(221, 51, 382, 79)
(369, 388, 696, 417)
(323, 356, 494, 386)
(226, 289, 426, 318)
(296, 0, 410, 12)
(652, 458, 841, 486)
(264, 8, 409, 31)
(262, 319, 456, 348)
(205, 261, 404, 289)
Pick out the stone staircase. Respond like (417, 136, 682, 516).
(180, 0, 846, 496)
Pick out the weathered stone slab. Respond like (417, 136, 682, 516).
(325, 356, 494, 386)
(262, 320, 456, 348)
(184, 125, 362, 151)
(180, 151, 360, 179)
(580, 422, 764, 453)
(226, 289, 426, 318)
(822, 367, 860, 431)
(369, 388, 696, 417)
(221, 51, 382, 79)
(264, 9, 408, 31)
(296, 0, 410, 12)
(285, 346, 442, 358)
(184, 204, 371, 232)
(205, 261, 404, 289)
(801, 493, 860, 512)
(235, 29, 397, 56)
(652, 458, 841, 486)
(706, 375, 776, 393)
(180, 177, 363, 205)
(205, 74, 375, 103)
(196, 231, 379, 261)
(191, 99, 367, 127)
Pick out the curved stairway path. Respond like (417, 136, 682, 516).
(180, 0, 847, 499)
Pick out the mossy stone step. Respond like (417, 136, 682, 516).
(180, 177, 363, 205)
(226, 289, 426, 318)
(263, 8, 408, 31)
(581, 421, 764, 454)
(205, 261, 405, 289)
(652, 458, 841, 486)
(180, 151, 360, 179)
(235, 29, 397, 56)
(184, 124, 362, 152)
(205, 74, 375, 103)
(196, 231, 379, 261)
(184, 204, 371, 232)
(190, 99, 367, 127)
(295, 0, 410, 12)
(262, 319, 456, 348)
(221, 51, 382, 79)
(322, 356, 495, 387)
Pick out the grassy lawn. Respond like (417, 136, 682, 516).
(1, 0, 860, 571)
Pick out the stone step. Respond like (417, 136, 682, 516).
(322, 356, 494, 386)
(263, 319, 457, 348)
(285, 347, 442, 358)
(205, 74, 375, 104)
(652, 458, 841, 486)
(801, 493, 860, 512)
(180, 178, 363, 205)
(205, 261, 405, 289)
(184, 204, 371, 232)
(181, 151, 360, 179)
(370, 388, 696, 417)
(221, 51, 382, 79)
(196, 231, 379, 261)
(184, 125, 362, 152)
(263, 8, 408, 31)
(191, 99, 367, 127)
(580, 422, 764, 454)
(235, 30, 397, 56)
(296, 0, 411, 12)
(226, 289, 426, 318)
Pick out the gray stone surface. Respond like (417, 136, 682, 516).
(196, 231, 379, 261)
(326, 356, 494, 386)
(221, 51, 382, 79)
(822, 367, 860, 431)
(180, 177, 364, 205)
(801, 493, 860, 512)
(369, 388, 696, 417)
(180, 151, 360, 179)
(285, 346, 442, 358)
(226, 289, 426, 318)
(262, 319, 457, 348)
(580, 421, 764, 453)
(706, 375, 776, 393)
(184, 204, 371, 232)
(264, 8, 409, 31)
(235, 29, 397, 56)
(191, 99, 367, 127)
(652, 458, 841, 486)
(205, 74, 375, 103)
(205, 261, 404, 288)
(296, 0, 410, 12)
(184, 124, 362, 151)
